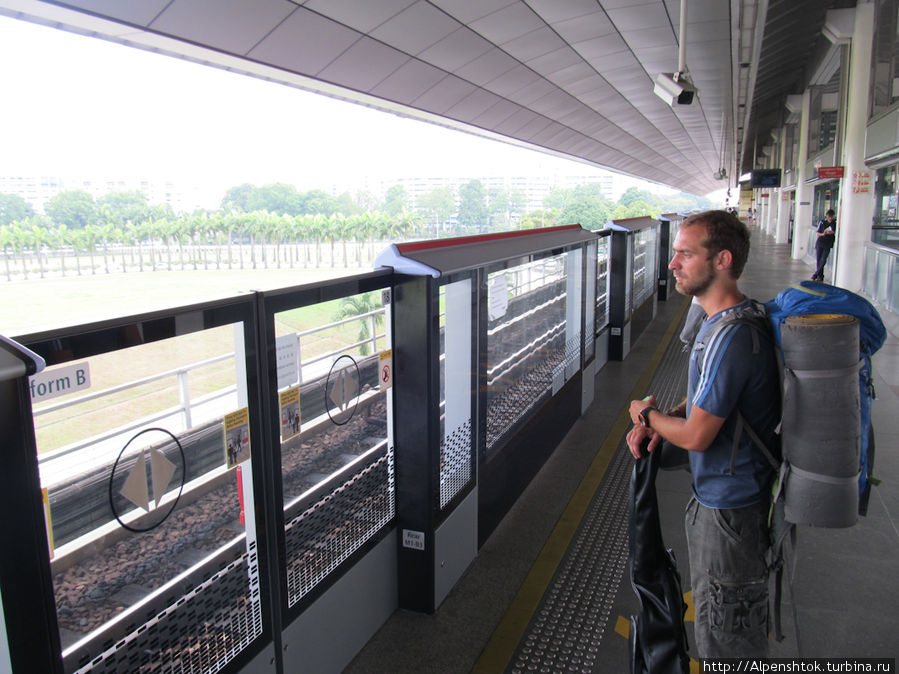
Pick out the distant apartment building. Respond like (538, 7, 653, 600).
(1, 175, 199, 214)
(0, 175, 64, 214)
(347, 173, 615, 215)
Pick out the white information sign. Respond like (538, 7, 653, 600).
(276, 334, 298, 390)
(488, 274, 509, 321)
(29, 362, 91, 403)
(402, 529, 425, 550)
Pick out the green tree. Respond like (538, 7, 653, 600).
(44, 190, 97, 229)
(383, 185, 408, 218)
(519, 210, 556, 229)
(417, 186, 455, 236)
(252, 183, 304, 215)
(0, 193, 34, 225)
(543, 187, 572, 211)
(573, 183, 610, 199)
(623, 200, 653, 218)
(488, 187, 526, 227)
(457, 180, 488, 226)
(560, 195, 613, 230)
(334, 191, 356, 216)
(619, 186, 654, 207)
(354, 190, 377, 213)
(221, 183, 255, 212)
(97, 190, 151, 226)
(301, 189, 338, 216)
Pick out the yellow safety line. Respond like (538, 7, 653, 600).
(473, 295, 691, 673)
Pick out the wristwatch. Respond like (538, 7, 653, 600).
(639, 406, 659, 428)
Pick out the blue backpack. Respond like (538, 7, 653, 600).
(764, 280, 887, 515)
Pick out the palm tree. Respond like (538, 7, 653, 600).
(69, 228, 85, 276)
(48, 224, 69, 277)
(30, 222, 49, 278)
(83, 224, 100, 274)
(311, 213, 327, 267)
(0, 225, 15, 281)
(99, 222, 118, 273)
(333, 292, 386, 356)
(124, 222, 143, 272)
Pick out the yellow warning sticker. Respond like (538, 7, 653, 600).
(224, 408, 251, 469)
(279, 386, 301, 442)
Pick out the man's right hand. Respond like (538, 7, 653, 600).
(627, 424, 661, 459)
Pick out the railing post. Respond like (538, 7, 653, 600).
(296, 333, 303, 385)
(177, 369, 192, 429)
(369, 313, 377, 354)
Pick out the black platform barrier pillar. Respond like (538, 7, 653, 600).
(657, 213, 684, 301)
(391, 273, 478, 613)
(0, 336, 63, 674)
(606, 217, 661, 360)
(608, 228, 634, 360)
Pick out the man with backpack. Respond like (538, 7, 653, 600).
(812, 209, 836, 281)
(626, 210, 781, 659)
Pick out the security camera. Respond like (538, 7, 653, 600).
(654, 72, 696, 105)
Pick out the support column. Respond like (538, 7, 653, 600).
(835, 4, 875, 292)
(762, 191, 773, 235)
(776, 129, 792, 243)
(793, 90, 813, 259)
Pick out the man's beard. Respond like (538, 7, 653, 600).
(675, 263, 714, 297)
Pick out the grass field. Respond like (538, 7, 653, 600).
(8, 266, 382, 453)
(3, 266, 369, 337)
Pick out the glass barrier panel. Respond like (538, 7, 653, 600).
(596, 237, 610, 330)
(633, 232, 647, 306)
(584, 241, 596, 362)
(888, 254, 898, 312)
(865, 246, 878, 298)
(273, 288, 394, 607)
(485, 253, 570, 457)
(438, 278, 473, 509)
(877, 251, 891, 304)
(30, 319, 263, 674)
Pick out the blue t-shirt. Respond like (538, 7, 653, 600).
(687, 300, 780, 508)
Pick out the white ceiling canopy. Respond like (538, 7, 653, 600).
(0, 0, 852, 195)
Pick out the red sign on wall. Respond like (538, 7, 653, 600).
(817, 166, 845, 179)
(852, 171, 871, 193)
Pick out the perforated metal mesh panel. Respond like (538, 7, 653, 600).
(596, 241, 610, 329)
(73, 550, 263, 674)
(285, 450, 395, 606)
(560, 334, 581, 376)
(486, 326, 562, 444)
(439, 419, 472, 509)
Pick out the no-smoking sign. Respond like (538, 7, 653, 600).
(379, 349, 393, 391)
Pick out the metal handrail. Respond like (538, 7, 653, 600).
(864, 240, 899, 257)
(33, 353, 234, 416)
(33, 307, 389, 460)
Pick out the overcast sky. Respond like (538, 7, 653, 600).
(0, 14, 649, 206)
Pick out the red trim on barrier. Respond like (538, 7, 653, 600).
(236, 465, 245, 526)
(395, 224, 584, 253)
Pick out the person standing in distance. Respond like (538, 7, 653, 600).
(627, 210, 781, 658)
(812, 208, 836, 281)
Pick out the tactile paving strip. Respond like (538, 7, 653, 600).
(508, 444, 632, 674)
(507, 321, 691, 674)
